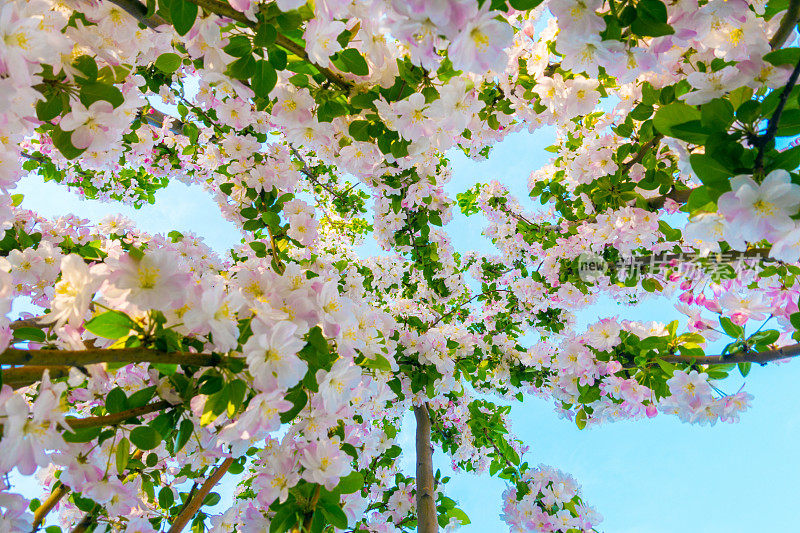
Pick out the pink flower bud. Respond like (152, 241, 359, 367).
(731, 312, 748, 326)
(704, 298, 722, 313)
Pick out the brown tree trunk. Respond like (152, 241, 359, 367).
(414, 404, 437, 533)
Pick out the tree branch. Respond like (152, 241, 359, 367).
(289, 144, 350, 200)
(31, 483, 70, 531)
(168, 457, 235, 533)
(414, 404, 437, 533)
(10, 317, 46, 330)
(622, 134, 663, 171)
(103, 0, 351, 90)
(70, 513, 94, 533)
(646, 187, 693, 210)
(65, 400, 171, 429)
(182, 0, 351, 90)
(770, 0, 800, 50)
(661, 342, 800, 365)
(301, 485, 321, 532)
(3, 366, 71, 387)
(755, 56, 800, 174)
(0, 347, 223, 368)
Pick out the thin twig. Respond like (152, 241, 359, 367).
(288, 144, 352, 200)
(183, 0, 351, 89)
(301, 485, 321, 531)
(65, 400, 172, 429)
(661, 342, 800, 365)
(168, 458, 235, 533)
(621, 134, 663, 171)
(755, 56, 800, 174)
(770, 0, 800, 50)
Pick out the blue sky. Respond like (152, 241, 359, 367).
(14, 129, 800, 532)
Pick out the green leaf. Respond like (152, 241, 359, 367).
(73, 55, 98, 82)
(654, 102, 701, 138)
(390, 139, 409, 158)
(335, 471, 364, 494)
(763, 47, 800, 67)
(169, 0, 198, 35)
(270, 505, 299, 533)
(158, 487, 175, 509)
(228, 54, 256, 80)
(254, 22, 277, 47)
(175, 418, 194, 453)
(317, 99, 348, 122)
(280, 387, 307, 423)
(84, 311, 136, 339)
(735, 99, 761, 123)
(339, 48, 369, 76)
(116, 437, 130, 473)
(749, 329, 780, 346)
(268, 48, 287, 71)
(669, 120, 708, 144)
(776, 108, 800, 136)
(631, 0, 674, 36)
(50, 126, 85, 160)
(128, 386, 156, 408)
(227, 379, 247, 417)
(350, 92, 378, 109)
(509, 0, 543, 9)
(578, 385, 601, 404)
(79, 82, 124, 109)
(320, 503, 348, 529)
(63, 426, 102, 443)
(719, 316, 744, 338)
(689, 153, 732, 190)
(348, 120, 371, 141)
(685, 186, 717, 212)
(203, 492, 221, 507)
(448, 507, 471, 526)
(201, 386, 230, 426)
(36, 96, 64, 122)
(654, 358, 678, 375)
(130, 426, 161, 450)
(738, 362, 751, 377)
(575, 408, 587, 430)
(13, 327, 46, 342)
(251, 60, 277, 98)
(360, 353, 393, 373)
(105, 387, 130, 414)
(700, 98, 734, 131)
(768, 144, 800, 171)
(223, 35, 252, 58)
(789, 311, 800, 330)
(154, 53, 182, 74)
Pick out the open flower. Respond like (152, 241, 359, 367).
(109, 250, 191, 310)
(59, 100, 118, 151)
(304, 18, 345, 65)
(717, 170, 800, 246)
(448, 5, 513, 74)
(244, 320, 307, 391)
(41, 254, 98, 328)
